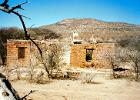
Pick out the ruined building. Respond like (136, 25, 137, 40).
(70, 43, 115, 68)
(7, 37, 116, 69)
(7, 40, 31, 68)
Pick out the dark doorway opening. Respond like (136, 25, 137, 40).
(18, 47, 25, 59)
(86, 49, 94, 62)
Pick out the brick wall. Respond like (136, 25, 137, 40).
(7, 39, 116, 69)
(30, 41, 70, 68)
(70, 43, 116, 68)
(7, 40, 31, 68)
(7, 40, 70, 69)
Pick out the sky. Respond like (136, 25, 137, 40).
(0, 0, 140, 28)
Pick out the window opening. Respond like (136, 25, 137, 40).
(18, 47, 25, 59)
(86, 49, 93, 62)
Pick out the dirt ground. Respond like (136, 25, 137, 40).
(11, 79, 140, 100)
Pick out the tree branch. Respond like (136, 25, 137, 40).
(21, 90, 36, 100)
(0, 0, 50, 78)
(0, 0, 9, 7)
(0, 5, 9, 13)
(9, 1, 28, 12)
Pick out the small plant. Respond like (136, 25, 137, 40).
(80, 72, 96, 84)
(36, 71, 44, 84)
(47, 44, 64, 77)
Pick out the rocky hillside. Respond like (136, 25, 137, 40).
(0, 18, 140, 65)
(40, 18, 140, 42)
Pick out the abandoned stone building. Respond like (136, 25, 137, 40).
(70, 43, 115, 68)
(7, 39, 116, 69)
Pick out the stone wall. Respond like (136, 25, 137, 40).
(70, 43, 116, 68)
(30, 41, 70, 69)
(7, 40, 116, 69)
(7, 40, 31, 68)
(7, 40, 70, 69)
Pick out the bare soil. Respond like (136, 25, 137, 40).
(11, 79, 140, 100)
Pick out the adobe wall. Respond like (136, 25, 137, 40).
(30, 41, 70, 69)
(7, 40, 31, 68)
(7, 39, 116, 69)
(70, 43, 116, 68)
(7, 40, 70, 69)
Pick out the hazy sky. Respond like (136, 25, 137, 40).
(0, 0, 140, 28)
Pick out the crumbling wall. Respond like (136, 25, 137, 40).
(30, 41, 70, 69)
(93, 43, 116, 68)
(70, 44, 95, 67)
(7, 40, 31, 68)
(70, 43, 116, 68)
(6, 40, 70, 81)
(7, 39, 116, 69)
(7, 40, 70, 69)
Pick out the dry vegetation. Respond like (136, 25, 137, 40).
(41, 18, 140, 42)
(1, 18, 140, 65)
(0, 0, 139, 99)
(0, 18, 140, 100)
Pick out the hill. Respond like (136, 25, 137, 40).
(40, 18, 140, 42)
(0, 18, 140, 65)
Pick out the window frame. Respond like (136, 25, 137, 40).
(18, 47, 26, 59)
(86, 49, 94, 62)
